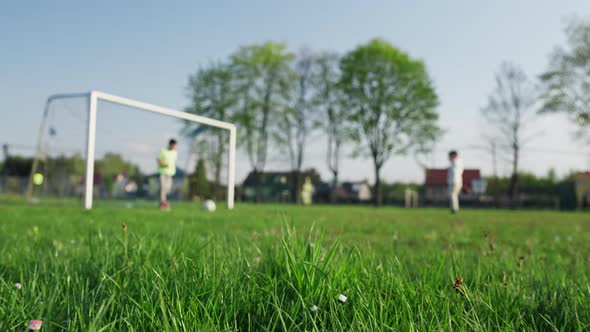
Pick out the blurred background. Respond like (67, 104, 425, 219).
(1, 1, 590, 209)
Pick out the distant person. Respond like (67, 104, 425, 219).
(301, 177, 315, 205)
(448, 150, 464, 213)
(157, 139, 178, 210)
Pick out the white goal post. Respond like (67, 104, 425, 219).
(27, 90, 237, 209)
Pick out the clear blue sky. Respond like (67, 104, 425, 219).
(1, 1, 589, 183)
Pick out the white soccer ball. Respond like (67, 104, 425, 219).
(202, 199, 216, 212)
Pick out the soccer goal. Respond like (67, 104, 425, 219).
(27, 91, 237, 209)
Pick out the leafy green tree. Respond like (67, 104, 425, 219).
(93, 153, 141, 196)
(45, 155, 85, 196)
(95, 153, 140, 179)
(230, 41, 295, 201)
(339, 39, 441, 206)
(547, 168, 558, 184)
(1, 156, 33, 177)
(185, 61, 237, 200)
(485, 172, 560, 197)
(189, 159, 210, 199)
(539, 18, 590, 141)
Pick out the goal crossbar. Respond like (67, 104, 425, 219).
(28, 90, 237, 209)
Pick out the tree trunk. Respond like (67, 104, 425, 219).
(331, 170, 338, 204)
(254, 169, 262, 203)
(373, 162, 382, 207)
(214, 167, 221, 200)
(508, 146, 519, 207)
(294, 171, 302, 204)
(214, 132, 224, 201)
(213, 150, 222, 201)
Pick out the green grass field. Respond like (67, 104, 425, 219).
(1, 197, 590, 331)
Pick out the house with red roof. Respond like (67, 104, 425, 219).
(424, 168, 486, 203)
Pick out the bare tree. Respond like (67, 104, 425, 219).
(314, 52, 346, 203)
(481, 62, 537, 204)
(275, 49, 316, 203)
(184, 131, 225, 199)
(468, 138, 499, 178)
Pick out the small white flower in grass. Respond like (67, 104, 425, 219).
(28, 320, 43, 330)
(14, 282, 22, 289)
(310, 305, 318, 312)
(338, 294, 347, 303)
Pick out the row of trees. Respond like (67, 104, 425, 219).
(1, 153, 140, 179)
(185, 18, 590, 206)
(0, 153, 141, 196)
(480, 17, 590, 204)
(185, 39, 441, 205)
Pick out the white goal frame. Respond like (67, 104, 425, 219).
(27, 90, 237, 209)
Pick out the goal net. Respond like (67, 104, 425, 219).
(27, 91, 236, 209)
